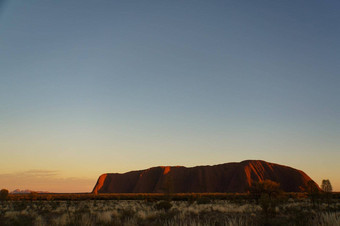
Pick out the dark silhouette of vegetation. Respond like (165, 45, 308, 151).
(162, 174, 174, 201)
(29, 192, 38, 201)
(0, 189, 9, 201)
(196, 196, 211, 204)
(321, 179, 333, 206)
(5, 191, 337, 202)
(321, 179, 332, 193)
(249, 180, 282, 203)
(155, 200, 172, 211)
(307, 180, 320, 207)
(249, 180, 282, 225)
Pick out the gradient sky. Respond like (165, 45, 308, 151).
(0, 0, 339, 192)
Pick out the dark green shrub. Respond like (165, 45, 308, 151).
(29, 192, 38, 201)
(7, 214, 35, 226)
(196, 197, 211, 204)
(155, 200, 172, 211)
(186, 195, 196, 205)
(307, 180, 320, 207)
(249, 180, 282, 202)
(0, 189, 9, 201)
(120, 208, 135, 221)
(13, 201, 28, 211)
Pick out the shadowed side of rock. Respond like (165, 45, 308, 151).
(92, 160, 319, 193)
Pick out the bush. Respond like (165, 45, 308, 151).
(307, 180, 320, 207)
(249, 180, 282, 204)
(321, 179, 332, 193)
(0, 189, 9, 201)
(155, 200, 172, 211)
(196, 197, 211, 204)
(6, 214, 35, 225)
(30, 192, 38, 201)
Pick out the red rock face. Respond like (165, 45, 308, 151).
(92, 160, 319, 193)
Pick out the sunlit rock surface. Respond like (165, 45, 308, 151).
(93, 160, 318, 193)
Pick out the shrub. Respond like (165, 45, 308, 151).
(30, 192, 38, 201)
(155, 200, 172, 211)
(307, 180, 320, 207)
(0, 189, 9, 201)
(321, 179, 332, 193)
(196, 197, 211, 204)
(249, 180, 282, 204)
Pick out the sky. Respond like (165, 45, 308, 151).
(0, 0, 339, 193)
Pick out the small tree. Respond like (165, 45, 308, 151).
(307, 180, 320, 207)
(0, 189, 9, 201)
(162, 174, 174, 201)
(249, 180, 282, 218)
(30, 191, 38, 201)
(249, 180, 281, 203)
(321, 179, 332, 193)
(321, 179, 333, 206)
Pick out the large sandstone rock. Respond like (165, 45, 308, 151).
(93, 160, 318, 193)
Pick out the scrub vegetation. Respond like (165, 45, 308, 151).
(0, 192, 339, 226)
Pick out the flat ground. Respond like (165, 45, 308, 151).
(1, 193, 339, 225)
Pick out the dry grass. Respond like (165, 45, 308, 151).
(1, 194, 339, 225)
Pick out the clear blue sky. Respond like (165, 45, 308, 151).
(1, 0, 339, 192)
